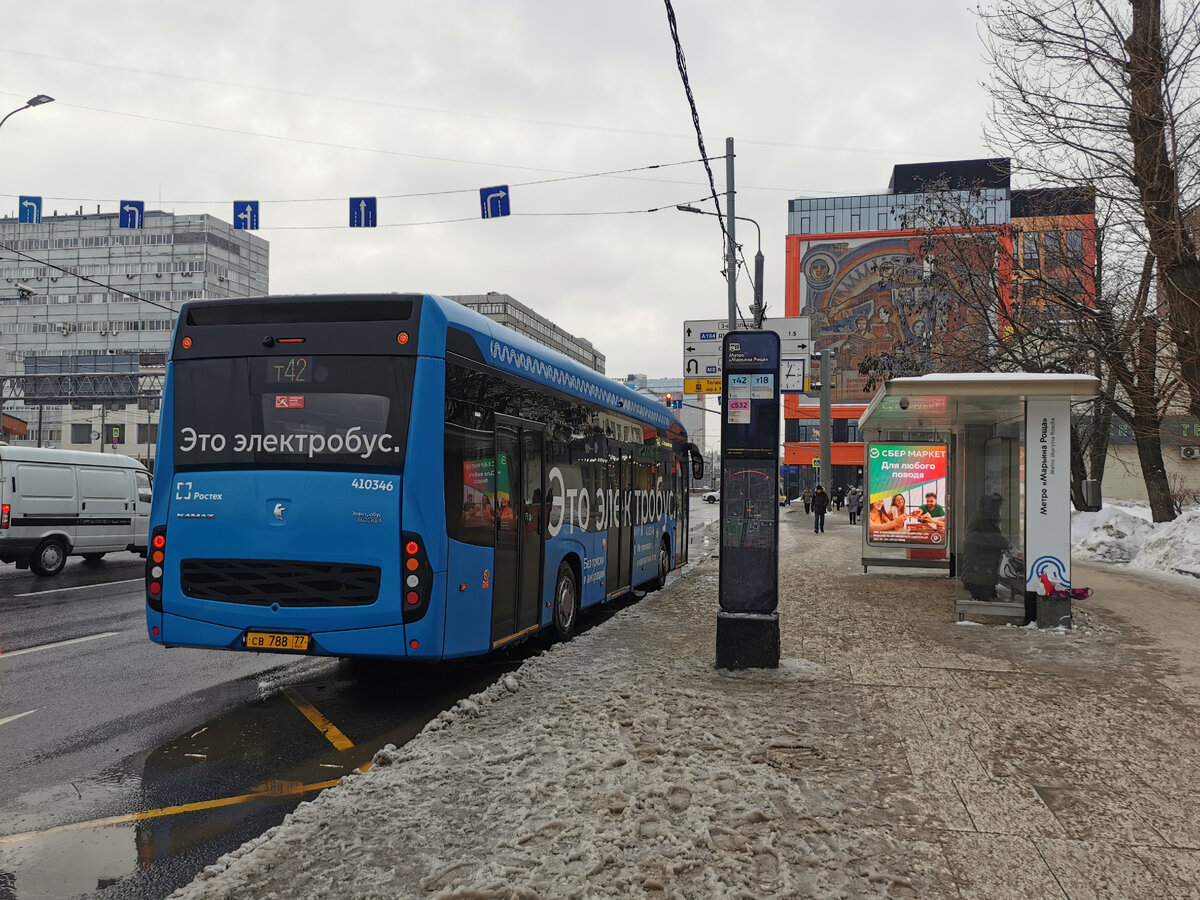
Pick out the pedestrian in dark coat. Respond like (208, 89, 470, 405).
(811, 485, 829, 533)
(834, 486, 845, 510)
(847, 487, 863, 525)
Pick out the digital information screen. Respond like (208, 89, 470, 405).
(719, 331, 781, 616)
(718, 462, 778, 613)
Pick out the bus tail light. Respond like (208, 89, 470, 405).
(401, 532, 431, 624)
(146, 526, 167, 612)
(1, 504, 9, 529)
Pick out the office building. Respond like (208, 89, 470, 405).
(0, 210, 269, 462)
(447, 293, 605, 374)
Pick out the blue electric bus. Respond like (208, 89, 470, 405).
(145, 293, 702, 660)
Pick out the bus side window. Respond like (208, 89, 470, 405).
(444, 421, 496, 547)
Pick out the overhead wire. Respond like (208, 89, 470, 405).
(0, 240, 176, 313)
(0, 48, 943, 158)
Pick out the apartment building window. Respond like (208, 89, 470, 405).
(1066, 230, 1084, 265)
(1044, 231, 1063, 267)
(70, 423, 92, 444)
(1022, 233, 1040, 269)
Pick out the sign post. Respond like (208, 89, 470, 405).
(716, 330, 781, 669)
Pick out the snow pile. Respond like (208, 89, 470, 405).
(1071, 504, 1156, 563)
(1073, 502, 1200, 579)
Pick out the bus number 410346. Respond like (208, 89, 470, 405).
(351, 478, 395, 491)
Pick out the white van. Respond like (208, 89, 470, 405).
(0, 445, 152, 576)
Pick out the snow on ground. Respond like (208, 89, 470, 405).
(169, 503, 1200, 899)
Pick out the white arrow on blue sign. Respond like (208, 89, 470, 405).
(18, 196, 41, 224)
(119, 200, 145, 229)
(234, 201, 260, 230)
(350, 197, 377, 227)
(480, 185, 510, 219)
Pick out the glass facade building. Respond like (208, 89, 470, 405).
(788, 188, 1010, 237)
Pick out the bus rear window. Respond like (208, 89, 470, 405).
(173, 356, 412, 468)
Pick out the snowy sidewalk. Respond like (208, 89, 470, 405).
(174, 507, 1200, 899)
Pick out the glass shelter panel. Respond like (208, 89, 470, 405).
(956, 411, 1025, 604)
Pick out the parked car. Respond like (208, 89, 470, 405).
(702, 490, 720, 503)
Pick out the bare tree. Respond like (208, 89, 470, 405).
(856, 181, 1181, 519)
(979, 0, 1200, 423)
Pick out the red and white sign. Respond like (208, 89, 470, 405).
(274, 395, 305, 409)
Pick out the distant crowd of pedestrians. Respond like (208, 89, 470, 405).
(798, 484, 864, 534)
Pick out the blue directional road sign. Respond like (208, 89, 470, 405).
(18, 196, 42, 224)
(480, 185, 510, 219)
(119, 200, 145, 229)
(349, 197, 377, 228)
(234, 201, 260, 230)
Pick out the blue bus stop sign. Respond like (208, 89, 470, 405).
(480, 186, 510, 219)
(234, 201, 259, 230)
(18, 196, 41, 224)
(119, 200, 145, 229)
(350, 197, 377, 227)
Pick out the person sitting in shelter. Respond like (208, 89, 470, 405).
(960, 492, 1012, 601)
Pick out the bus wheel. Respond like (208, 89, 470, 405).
(552, 562, 578, 640)
(651, 539, 670, 591)
(30, 538, 68, 577)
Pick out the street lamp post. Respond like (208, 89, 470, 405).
(676, 204, 765, 328)
(0, 94, 55, 131)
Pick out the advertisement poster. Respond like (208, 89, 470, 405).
(865, 443, 949, 547)
(461, 457, 497, 528)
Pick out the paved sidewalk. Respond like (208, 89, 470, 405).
(175, 507, 1200, 899)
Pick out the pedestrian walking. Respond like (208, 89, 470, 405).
(802, 487, 813, 514)
(847, 487, 862, 525)
(834, 486, 845, 511)
(811, 485, 829, 533)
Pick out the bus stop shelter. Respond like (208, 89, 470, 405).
(857, 373, 1100, 623)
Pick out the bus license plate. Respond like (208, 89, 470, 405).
(244, 631, 311, 652)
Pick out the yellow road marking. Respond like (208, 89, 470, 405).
(0, 762, 373, 846)
(282, 686, 355, 751)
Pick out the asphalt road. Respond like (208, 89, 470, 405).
(0, 510, 720, 900)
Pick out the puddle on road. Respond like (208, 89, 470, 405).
(0, 823, 135, 900)
(0, 655, 522, 899)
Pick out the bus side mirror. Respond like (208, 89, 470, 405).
(686, 442, 703, 480)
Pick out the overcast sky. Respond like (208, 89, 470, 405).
(0, 1, 992, 380)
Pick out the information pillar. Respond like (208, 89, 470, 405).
(716, 330, 781, 669)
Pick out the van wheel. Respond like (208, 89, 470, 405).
(552, 562, 578, 640)
(30, 538, 68, 576)
(82, 553, 106, 563)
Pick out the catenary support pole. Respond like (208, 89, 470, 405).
(725, 137, 736, 331)
(819, 350, 832, 486)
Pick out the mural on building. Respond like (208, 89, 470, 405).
(796, 236, 948, 399)
(791, 232, 1002, 401)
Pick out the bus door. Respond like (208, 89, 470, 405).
(605, 448, 632, 595)
(491, 417, 544, 644)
